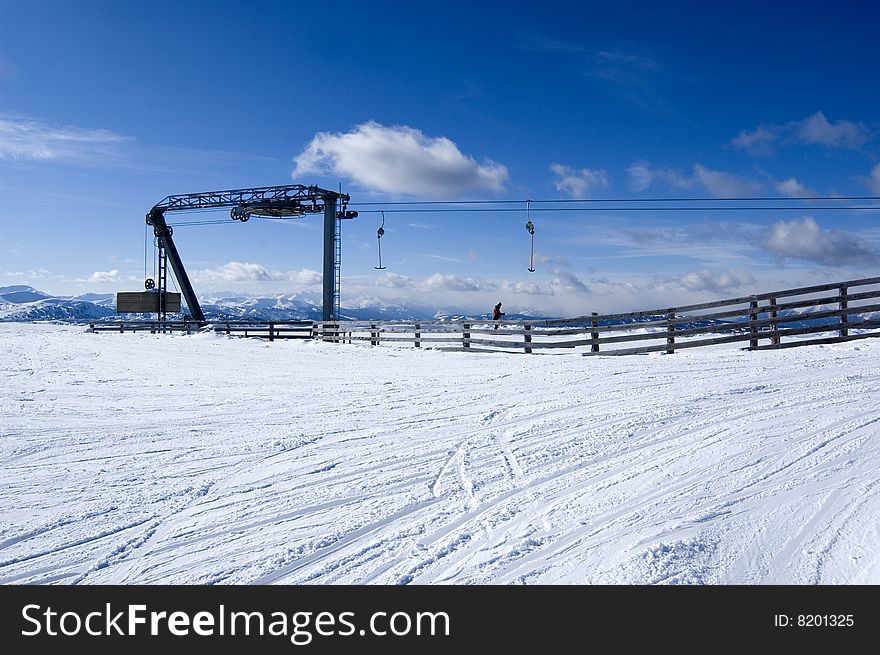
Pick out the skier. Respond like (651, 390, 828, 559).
(492, 302, 505, 329)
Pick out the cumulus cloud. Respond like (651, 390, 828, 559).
(88, 270, 119, 284)
(422, 273, 494, 292)
(675, 268, 756, 293)
(761, 217, 879, 266)
(796, 111, 869, 148)
(0, 114, 129, 163)
(729, 125, 779, 156)
(292, 121, 508, 198)
(194, 262, 321, 285)
(693, 164, 763, 198)
(549, 269, 590, 292)
(731, 111, 870, 154)
(626, 160, 694, 192)
(374, 272, 415, 288)
(627, 160, 762, 197)
(774, 177, 817, 198)
(496, 270, 589, 297)
(498, 279, 554, 296)
(550, 163, 610, 198)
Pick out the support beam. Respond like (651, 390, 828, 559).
(323, 197, 337, 321)
(146, 209, 206, 322)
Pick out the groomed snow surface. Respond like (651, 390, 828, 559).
(2, 323, 879, 585)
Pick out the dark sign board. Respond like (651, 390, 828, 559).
(116, 291, 182, 314)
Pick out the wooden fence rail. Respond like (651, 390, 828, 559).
(88, 276, 880, 356)
(88, 320, 314, 340)
(313, 276, 880, 355)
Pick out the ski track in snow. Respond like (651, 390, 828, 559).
(1, 323, 879, 585)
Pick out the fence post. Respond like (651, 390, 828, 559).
(749, 299, 759, 349)
(370, 323, 377, 346)
(666, 309, 675, 354)
(463, 323, 471, 349)
(590, 312, 599, 353)
(414, 323, 421, 348)
(268, 322, 274, 342)
(840, 285, 849, 338)
(524, 323, 532, 354)
(769, 297, 780, 347)
(321, 322, 333, 342)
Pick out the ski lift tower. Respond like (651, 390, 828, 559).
(141, 184, 357, 323)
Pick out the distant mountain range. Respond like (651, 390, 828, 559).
(0, 285, 549, 323)
(3, 285, 874, 328)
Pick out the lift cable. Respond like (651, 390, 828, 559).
(350, 195, 880, 206)
(347, 204, 880, 214)
(166, 202, 880, 226)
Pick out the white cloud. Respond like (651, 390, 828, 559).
(730, 125, 780, 156)
(795, 111, 868, 148)
(626, 160, 694, 192)
(286, 269, 323, 285)
(422, 273, 494, 292)
(292, 121, 508, 198)
(0, 114, 129, 163)
(498, 279, 554, 296)
(693, 164, 763, 198)
(549, 269, 590, 292)
(4, 268, 50, 279)
(199, 262, 276, 282)
(761, 217, 879, 266)
(374, 272, 415, 288)
(774, 177, 817, 198)
(495, 270, 590, 297)
(550, 163, 610, 198)
(627, 160, 762, 197)
(88, 270, 119, 284)
(675, 268, 756, 293)
(194, 262, 322, 285)
(732, 111, 870, 154)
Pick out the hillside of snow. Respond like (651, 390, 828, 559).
(1, 323, 878, 584)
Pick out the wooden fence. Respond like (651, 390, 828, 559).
(88, 276, 880, 355)
(314, 276, 880, 355)
(88, 320, 314, 340)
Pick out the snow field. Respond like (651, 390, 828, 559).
(1, 323, 879, 584)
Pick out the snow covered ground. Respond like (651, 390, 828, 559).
(1, 323, 879, 585)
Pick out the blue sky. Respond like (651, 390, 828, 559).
(2, 0, 880, 314)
